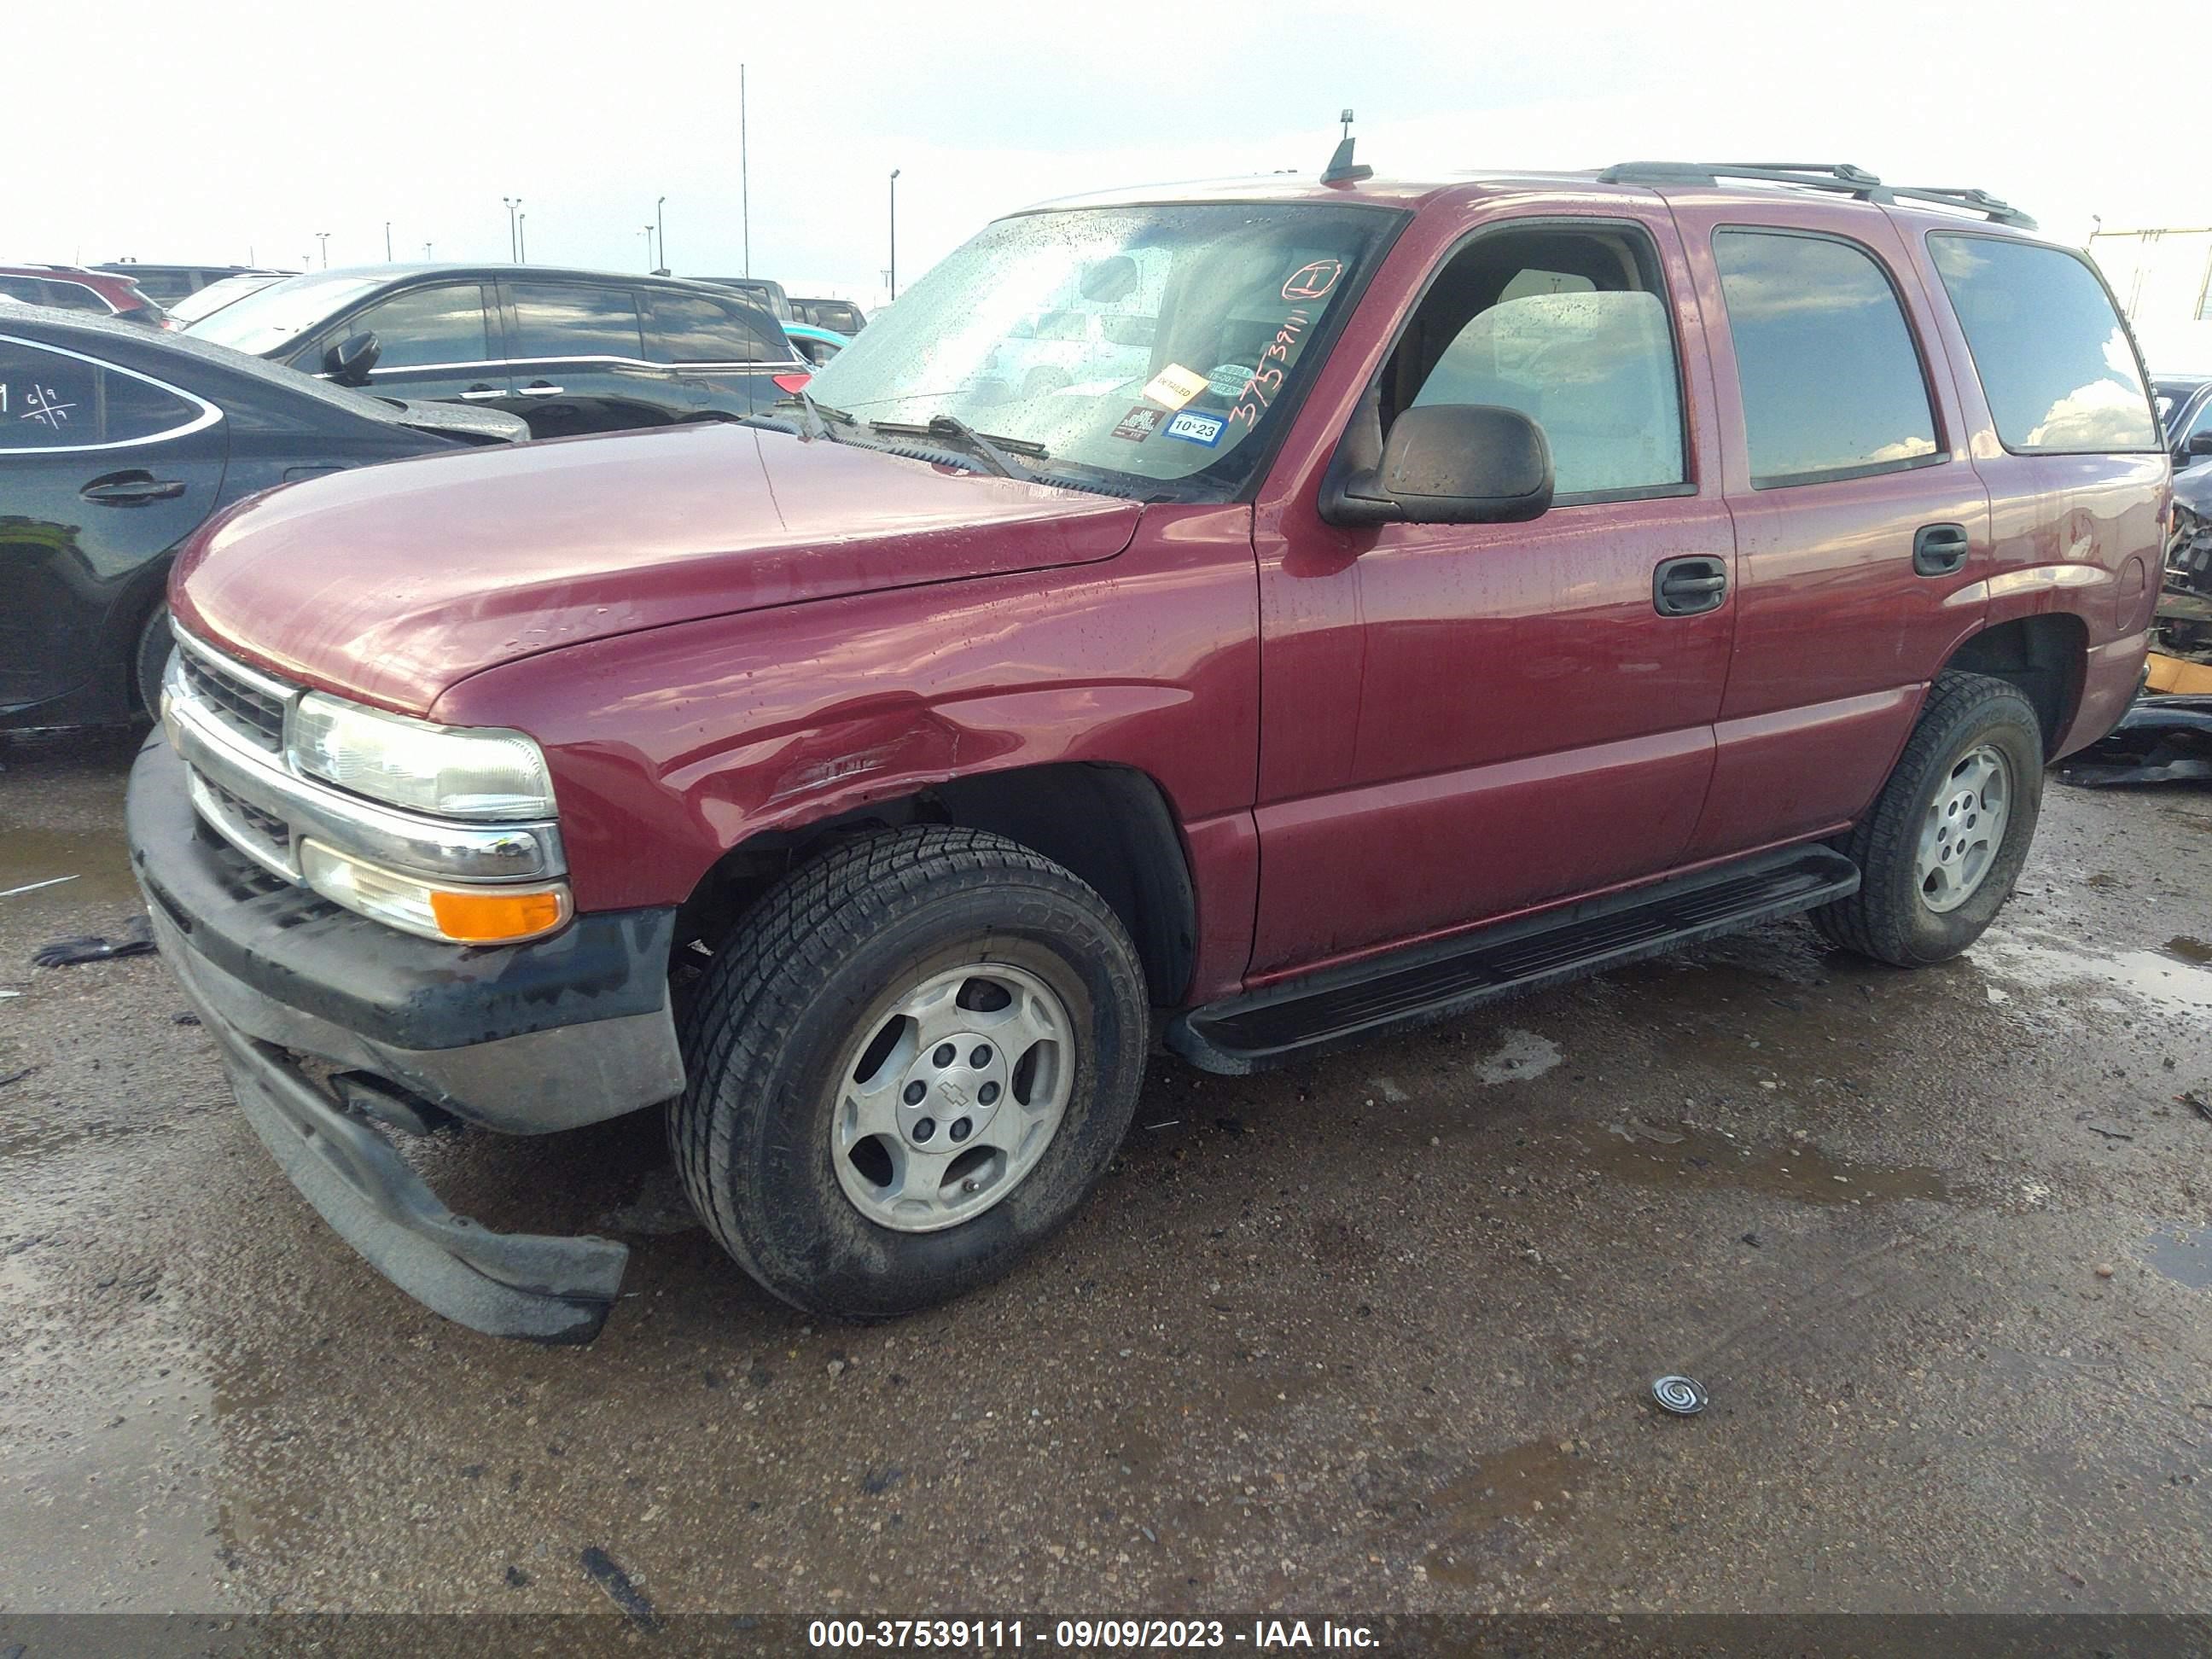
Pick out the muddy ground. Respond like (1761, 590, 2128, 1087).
(2, 726, 2208, 1621)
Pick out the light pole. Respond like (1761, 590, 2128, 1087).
(384, 220, 393, 261)
(643, 224, 655, 271)
(888, 168, 900, 300)
(316, 231, 330, 269)
(422, 242, 434, 259)
(739, 63, 749, 276)
(517, 212, 527, 263)
(502, 196, 522, 261)
(655, 195, 667, 274)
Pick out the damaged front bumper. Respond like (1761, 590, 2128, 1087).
(128, 735, 685, 1342)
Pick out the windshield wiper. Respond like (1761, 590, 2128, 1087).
(770, 388, 858, 443)
(870, 414, 1046, 480)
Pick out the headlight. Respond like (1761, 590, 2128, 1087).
(300, 841, 571, 945)
(288, 693, 556, 820)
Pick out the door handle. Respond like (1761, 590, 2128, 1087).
(457, 386, 505, 400)
(1913, 522, 1970, 576)
(517, 383, 565, 397)
(1653, 556, 1729, 617)
(80, 474, 186, 505)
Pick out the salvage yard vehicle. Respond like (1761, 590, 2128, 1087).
(2, 310, 525, 731)
(96, 262, 293, 307)
(791, 297, 867, 334)
(130, 159, 2164, 1341)
(0, 264, 171, 328)
(185, 265, 810, 439)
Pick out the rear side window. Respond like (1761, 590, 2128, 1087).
(38, 280, 113, 314)
(514, 283, 643, 358)
(1713, 230, 1940, 488)
(0, 339, 210, 450)
(1928, 235, 2159, 454)
(644, 292, 771, 363)
(343, 284, 492, 369)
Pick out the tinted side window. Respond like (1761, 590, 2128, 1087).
(1928, 235, 2159, 454)
(0, 341, 205, 449)
(345, 284, 492, 369)
(512, 283, 643, 358)
(40, 280, 112, 314)
(644, 293, 770, 363)
(1713, 230, 1939, 487)
(0, 276, 43, 304)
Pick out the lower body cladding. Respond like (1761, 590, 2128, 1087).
(127, 736, 684, 1342)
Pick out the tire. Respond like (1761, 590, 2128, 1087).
(1812, 672, 2045, 966)
(132, 602, 174, 719)
(671, 826, 1150, 1320)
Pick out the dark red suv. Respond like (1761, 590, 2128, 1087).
(128, 160, 2166, 1340)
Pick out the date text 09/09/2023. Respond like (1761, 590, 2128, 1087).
(807, 1620, 1381, 1650)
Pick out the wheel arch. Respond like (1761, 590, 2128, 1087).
(674, 760, 1198, 1007)
(1936, 613, 2087, 759)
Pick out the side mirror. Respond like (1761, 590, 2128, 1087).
(2188, 431, 2212, 460)
(1320, 404, 1554, 527)
(323, 332, 381, 387)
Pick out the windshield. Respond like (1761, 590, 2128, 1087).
(168, 273, 282, 326)
(805, 201, 1399, 498)
(186, 271, 387, 356)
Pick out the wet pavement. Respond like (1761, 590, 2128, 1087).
(2, 726, 2209, 1618)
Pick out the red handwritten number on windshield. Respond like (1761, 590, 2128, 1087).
(1282, 259, 1342, 301)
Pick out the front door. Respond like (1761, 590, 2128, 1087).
(1665, 204, 1990, 859)
(302, 280, 511, 413)
(1249, 210, 1738, 978)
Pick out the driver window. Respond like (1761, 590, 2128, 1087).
(1387, 228, 1686, 500)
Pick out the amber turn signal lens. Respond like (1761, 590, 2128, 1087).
(428, 886, 570, 943)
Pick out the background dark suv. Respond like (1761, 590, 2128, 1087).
(186, 265, 810, 438)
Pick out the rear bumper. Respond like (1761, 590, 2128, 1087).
(129, 732, 684, 1341)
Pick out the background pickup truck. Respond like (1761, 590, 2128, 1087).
(131, 159, 2168, 1340)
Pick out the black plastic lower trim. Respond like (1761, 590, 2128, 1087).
(1169, 845, 1860, 1074)
(127, 732, 674, 1051)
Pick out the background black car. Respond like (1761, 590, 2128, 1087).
(702, 276, 794, 322)
(185, 265, 809, 439)
(2155, 375, 2212, 469)
(790, 296, 867, 335)
(2, 308, 525, 731)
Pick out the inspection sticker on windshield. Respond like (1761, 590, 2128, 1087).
(1112, 405, 1164, 442)
(1163, 409, 1227, 448)
(1141, 363, 1208, 410)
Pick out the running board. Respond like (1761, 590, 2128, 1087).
(1168, 846, 1860, 1074)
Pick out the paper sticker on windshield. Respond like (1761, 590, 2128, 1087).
(1282, 259, 1342, 300)
(1163, 409, 1227, 449)
(1141, 364, 1208, 410)
(1208, 364, 1256, 399)
(1112, 405, 1163, 443)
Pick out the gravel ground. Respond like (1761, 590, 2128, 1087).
(2, 725, 2208, 1621)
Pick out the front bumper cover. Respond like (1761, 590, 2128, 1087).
(130, 734, 686, 1341)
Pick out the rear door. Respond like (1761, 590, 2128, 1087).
(0, 333, 228, 715)
(307, 281, 510, 411)
(640, 288, 792, 417)
(1666, 201, 1991, 858)
(500, 279, 672, 437)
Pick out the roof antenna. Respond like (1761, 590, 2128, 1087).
(1322, 108, 1372, 186)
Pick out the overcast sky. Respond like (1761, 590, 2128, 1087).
(12, 0, 2202, 310)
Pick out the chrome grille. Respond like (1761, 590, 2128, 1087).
(177, 645, 288, 751)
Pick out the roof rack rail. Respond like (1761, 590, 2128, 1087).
(1593, 161, 2037, 230)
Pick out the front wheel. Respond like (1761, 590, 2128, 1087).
(671, 826, 1150, 1320)
(1813, 672, 2045, 966)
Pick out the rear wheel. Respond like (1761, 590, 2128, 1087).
(671, 826, 1149, 1319)
(1813, 672, 2045, 965)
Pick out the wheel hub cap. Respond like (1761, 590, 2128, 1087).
(830, 963, 1074, 1232)
(1914, 743, 2011, 914)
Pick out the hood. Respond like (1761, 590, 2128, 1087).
(172, 423, 1141, 713)
(383, 397, 529, 445)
